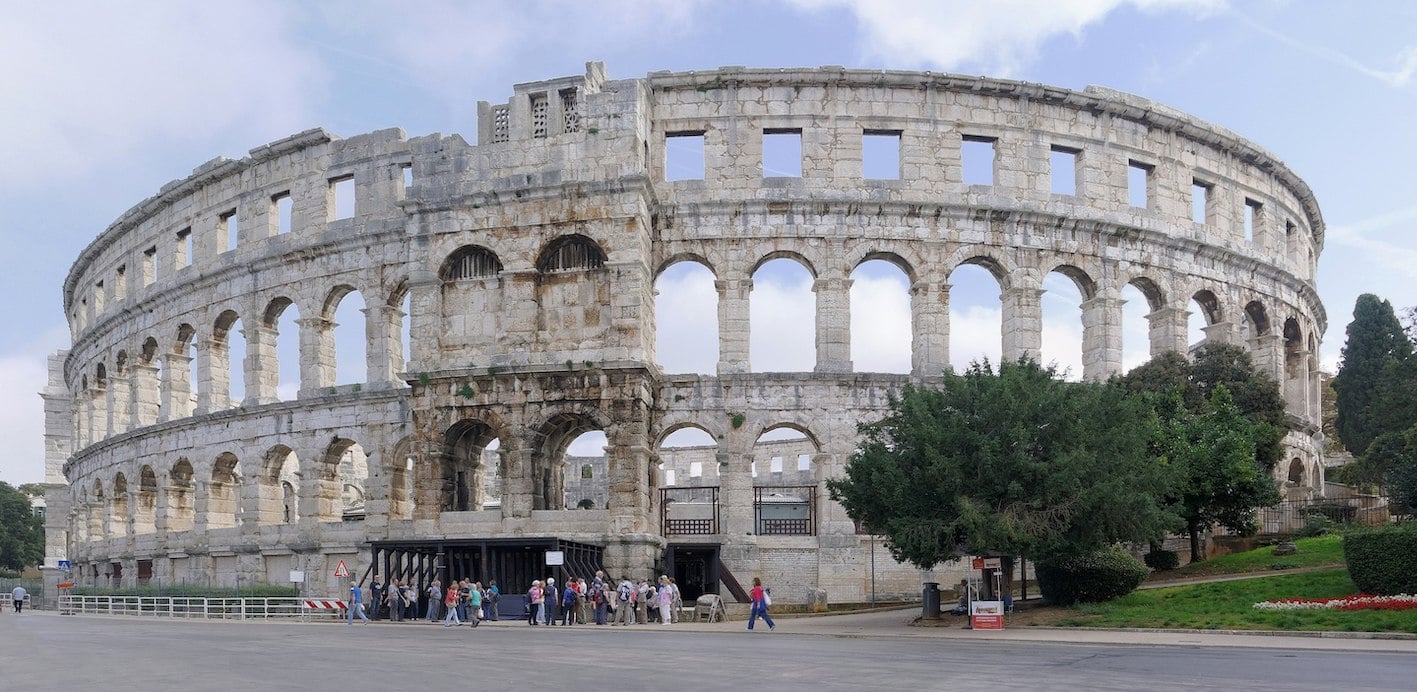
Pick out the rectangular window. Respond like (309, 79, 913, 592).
(762, 128, 803, 177)
(689, 461, 703, 478)
(273, 192, 292, 234)
(961, 135, 996, 186)
(664, 469, 676, 486)
(143, 246, 157, 286)
(221, 209, 238, 252)
(114, 265, 126, 302)
(770, 456, 783, 473)
(862, 129, 901, 180)
(1127, 161, 1152, 209)
(530, 93, 549, 138)
(665, 131, 705, 181)
(490, 105, 510, 143)
(1050, 145, 1079, 196)
(93, 281, 104, 313)
(176, 227, 192, 268)
(798, 454, 811, 471)
(402, 164, 413, 191)
(560, 88, 580, 133)
(1244, 198, 1262, 243)
(330, 175, 355, 220)
(1191, 180, 1211, 224)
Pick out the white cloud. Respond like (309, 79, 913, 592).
(654, 264, 719, 374)
(1234, 11, 1417, 88)
(789, 0, 1222, 75)
(949, 304, 1003, 372)
(0, 2, 326, 188)
(750, 264, 817, 371)
(850, 273, 912, 373)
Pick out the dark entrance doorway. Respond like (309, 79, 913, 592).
(664, 544, 719, 602)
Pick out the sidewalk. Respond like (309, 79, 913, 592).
(687, 606, 1417, 653)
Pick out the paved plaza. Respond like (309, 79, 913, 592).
(3, 607, 1414, 691)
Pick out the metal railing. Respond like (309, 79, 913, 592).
(661, 486, 720, 535)
(754, 485, 817, 536)
(1258, 497, 1390, 535)
(56, 595, 343, 620)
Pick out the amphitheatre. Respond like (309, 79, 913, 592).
(40, 62, 1326, 608)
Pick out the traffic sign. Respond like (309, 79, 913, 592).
(58, 559, 71, 570)
(333, 560, 350, 578)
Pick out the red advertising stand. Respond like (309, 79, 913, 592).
(969, 600, 1005, 630)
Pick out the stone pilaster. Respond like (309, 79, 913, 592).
(1251, 332, 1283, 383)
(814, 276, 853, 373)
(297, 317, 336, 393)
(1000, 287, 1043, 362)
(160, 351, 193, 420)
(243, 324, 280, 404)
(131, 362, 160, 427)
(364, 303, 403, 388)
(1146, 305, 1190, 357)
(910, 281, 950, 377)
(196, 337, 224, 414)
(717, 278, 752, 374)
(1081, 293, 1123, 380)
(1203, 320, 1236, 346)
(108, 374, 130, 435)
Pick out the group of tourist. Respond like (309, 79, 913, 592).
(345, 571, 776, 631)
(523, 570, 684, 627)
(350, 577, 502, 625)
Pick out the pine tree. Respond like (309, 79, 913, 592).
(1333, 294, 1413, 456)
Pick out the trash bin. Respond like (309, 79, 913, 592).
(922, 582, 940, 619)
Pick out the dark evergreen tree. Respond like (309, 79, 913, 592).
(1333, 294, 1413, 456)
(0, 482, 44, 571)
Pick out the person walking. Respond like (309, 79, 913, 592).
(747, 577, 775, 631)
(347, 581, 370, 625)
(442, 584, 462, 626)
(467, 582, 482, 628)
(11, 585, 27, 614)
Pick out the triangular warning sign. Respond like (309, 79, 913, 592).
(334, 560, 350, 578)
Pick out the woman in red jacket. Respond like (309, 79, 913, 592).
(747, 577, 775, 631)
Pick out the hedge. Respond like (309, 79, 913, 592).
(1343, 523, 1417, 595)
(1036, 547, 1149, 605)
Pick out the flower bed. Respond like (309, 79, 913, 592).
(1253, 594, 1417, 611)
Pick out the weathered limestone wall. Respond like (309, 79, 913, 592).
(49, 63, 1325, 603)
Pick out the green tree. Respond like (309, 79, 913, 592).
(827, 359, 1178, 571)
(1121, 344, 1287, 561)
(1160, 386, 1282, 560)
(0, 481, 44, 571)
(1333, 294, 1412, 456)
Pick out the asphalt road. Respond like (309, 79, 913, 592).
(3, 611, 1413, 691)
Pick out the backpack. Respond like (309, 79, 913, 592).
(618, 583, 631, 602)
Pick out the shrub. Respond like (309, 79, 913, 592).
(1296, 513, 1334, 538)
(1036, 547, 1149, 605)
(1343, 523, 1417, 595)
(1143, 549, 1180, 571)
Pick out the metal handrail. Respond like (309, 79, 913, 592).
(56, 595, 341, 620)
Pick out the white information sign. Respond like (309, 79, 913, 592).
(289, 570, 306, 583)
(545, 550, 565, 566)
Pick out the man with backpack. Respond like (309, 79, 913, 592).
(591, 571, 608, 625)
(613, 577, 635, 625)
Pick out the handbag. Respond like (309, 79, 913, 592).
(763, 591, 772, 607)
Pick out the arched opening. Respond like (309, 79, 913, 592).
(537, 235, 609, 354)
(89, 480, 106, 540)
(536, 414, 606, 511)
(1041, 267, 1092, 380)
(139, 337, 161, 426)
(387, 282, 413, 379)
(112, 351, 130, 434)
(657, 426, 719, 534)
(537, 234, 606, 273)
(654, 259, 718, 374)
(214, 310, 246, 407)
(1188, 290, 1222, 349)
(1287, 457, 1306, 486)
(388, 437, 415, 520)
(1120, 282, 1157, 371)
(752, 426, 819, 535)
(265, 297, 301, 401)
(110, 472, 129, 537)
(850, 258, 911, 373)
(947, 262, 1003, 372)
(1283, 318, 1305, 413)
(93, 363, 109, 440)
(134, 465, 157, 534)
(326, 287, 367, 386)
(167, 459, 195, 532)
(173, 323, 198, 419)
(259, 445, 300, 524)
(443, 421, 503, 512)
(208, 453, 242, 530)
(317, 439, 366, 521)
(750, 257, 815, 372)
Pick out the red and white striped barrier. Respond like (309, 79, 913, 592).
(302, 599, 348, 610)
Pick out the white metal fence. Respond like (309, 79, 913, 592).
(57, 595, 346, 621)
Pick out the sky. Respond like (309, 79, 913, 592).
(2, 0, 1416, 486)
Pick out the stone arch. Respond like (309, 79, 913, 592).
(134, 465, 158, 534)
(656, 424, 719, 488)
(110, 472, 129, 537)
(537, 233, 606, 273)
(387, 436, 414, 520)
(262, 296, 300, 401)
(213, 309, 244, 409)
(315, 438, 367, 520)
(443, 420, 505, 512)
(92, 362, 109, 441)
(944, 249, 1015, 291)
(654, 257, 719, 374)
(1044, 264, 1098, 301)
(207, 452, 242, 529)
(167, 458, 195, 532)
(654, 251, 718, 278)
(751, 424, 823, 535)
(322, 285, 368, 386)
(112, 350, 130, 434)
(89, 479, 106, 540)
(751, 255, 817, 372)
(1283, 317, 1306, 413)
(749, 250, 818, 279)
(530, 409, 609, 511)
(167, 323, 198, 419)
(1287, 457, 1306, 486)
(386, 277, 412, 380)
(1243, 300, 1272, 336)
(850, 256, 913, 373)
(440, 245, 503, 281)
(850, 249, 920, 284)
(258, 445, 300, 524)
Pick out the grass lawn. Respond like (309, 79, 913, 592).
(1000, 536, 1417, 634)
(1146, 534, 1346, 581)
